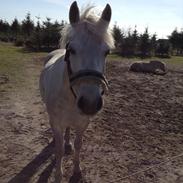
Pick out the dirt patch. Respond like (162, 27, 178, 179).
(0, 75, 9, 84)
(0, 58, 183, 183)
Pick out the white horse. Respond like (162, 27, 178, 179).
(39, 1, 114, 182)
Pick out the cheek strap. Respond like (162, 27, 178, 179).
(64, 43, 109, 98)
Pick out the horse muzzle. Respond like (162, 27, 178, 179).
(68, 70, 107, 115)
(77, 94, 103, 115)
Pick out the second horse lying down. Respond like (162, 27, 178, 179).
(129, 60, 167, 75)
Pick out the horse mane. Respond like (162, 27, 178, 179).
(61, 5, 114, 49)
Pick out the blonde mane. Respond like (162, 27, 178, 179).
(61, 5, 114, 48)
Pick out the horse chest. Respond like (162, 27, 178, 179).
(52, 98, 89, 129)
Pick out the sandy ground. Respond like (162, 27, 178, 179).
(0, 57, 183, 183)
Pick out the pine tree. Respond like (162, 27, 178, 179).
(155, 39, 171, 57)
(11, 18, 20, 41)
(31, 16, 42, 50)
(123, 29, 133, 56)
(131, 26, 139, 55)
(42, 17, 52, 49)
(22, 13, 34, 39)
(150, 33, 157, 56)
(169, 28, 183, 55)
(0, 19, 10, 42)
(139, 28, 151, 58)
(113, 23, 124, 49)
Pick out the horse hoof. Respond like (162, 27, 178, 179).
(64, 143, 73, 155)
(69, 172, 82, 183)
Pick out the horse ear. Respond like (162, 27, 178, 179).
(101, 4, 112, 23)
(69, 1, 80, 25)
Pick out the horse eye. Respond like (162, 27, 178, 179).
(69, 47, 76, 55)
(105, 50, 110, 56)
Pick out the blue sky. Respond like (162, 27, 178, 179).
(0, 0, 183, 38)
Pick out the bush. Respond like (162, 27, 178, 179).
(155, 39, 171, 58)
(14, 36, 24, 46)
(0, 33, 9, 42)
(0, 37, 9, 42)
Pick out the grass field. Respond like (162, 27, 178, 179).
(0, 42, 46, 88)
(0, 42, 182, 77)
(1, 42, 182, 89)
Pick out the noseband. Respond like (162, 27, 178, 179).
(64, 43, 109, 98)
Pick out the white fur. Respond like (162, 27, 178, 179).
(39, 2, 114, 182)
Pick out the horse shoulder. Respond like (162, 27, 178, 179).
(40, 53, 66, 105)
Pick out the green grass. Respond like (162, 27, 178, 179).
(164, 56, 183, 65)
(108, 53, 183, 65)
(0, 42, 182, 90)
(0, 42, 47, 89)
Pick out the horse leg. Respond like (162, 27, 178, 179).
(53, 127, 64, 183)
(72, 131, 83, 180)
(64, 127, 73, 155)
(69, 131, 83, 183)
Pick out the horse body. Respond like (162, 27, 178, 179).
(40, 50, 88, 128)
(129, 60, 166, 75)
(39, 1, 114, 182)
(150, 60, 166, 72)
(40, 49, 89, 183)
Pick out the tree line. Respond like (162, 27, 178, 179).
(0, 13, 183, 57)
(113, 24, 183, 58)
(0, 13, 65, 51)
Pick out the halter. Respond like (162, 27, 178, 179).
(64, 43, 109, 98)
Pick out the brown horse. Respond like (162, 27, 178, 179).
(129, 60, 167, 75)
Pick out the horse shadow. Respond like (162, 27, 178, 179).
(8, 140, 85, 183)
(8, 140, 55, 183)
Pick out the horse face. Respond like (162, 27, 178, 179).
(68, 37, 109, 115)
(68, 2, 112, 115)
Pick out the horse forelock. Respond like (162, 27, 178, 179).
(60, 5, 114, 49)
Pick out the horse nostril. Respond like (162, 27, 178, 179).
(77, 95, 103, 115)
(96, 96, 103, 111)
(77, 96, 85, 111)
